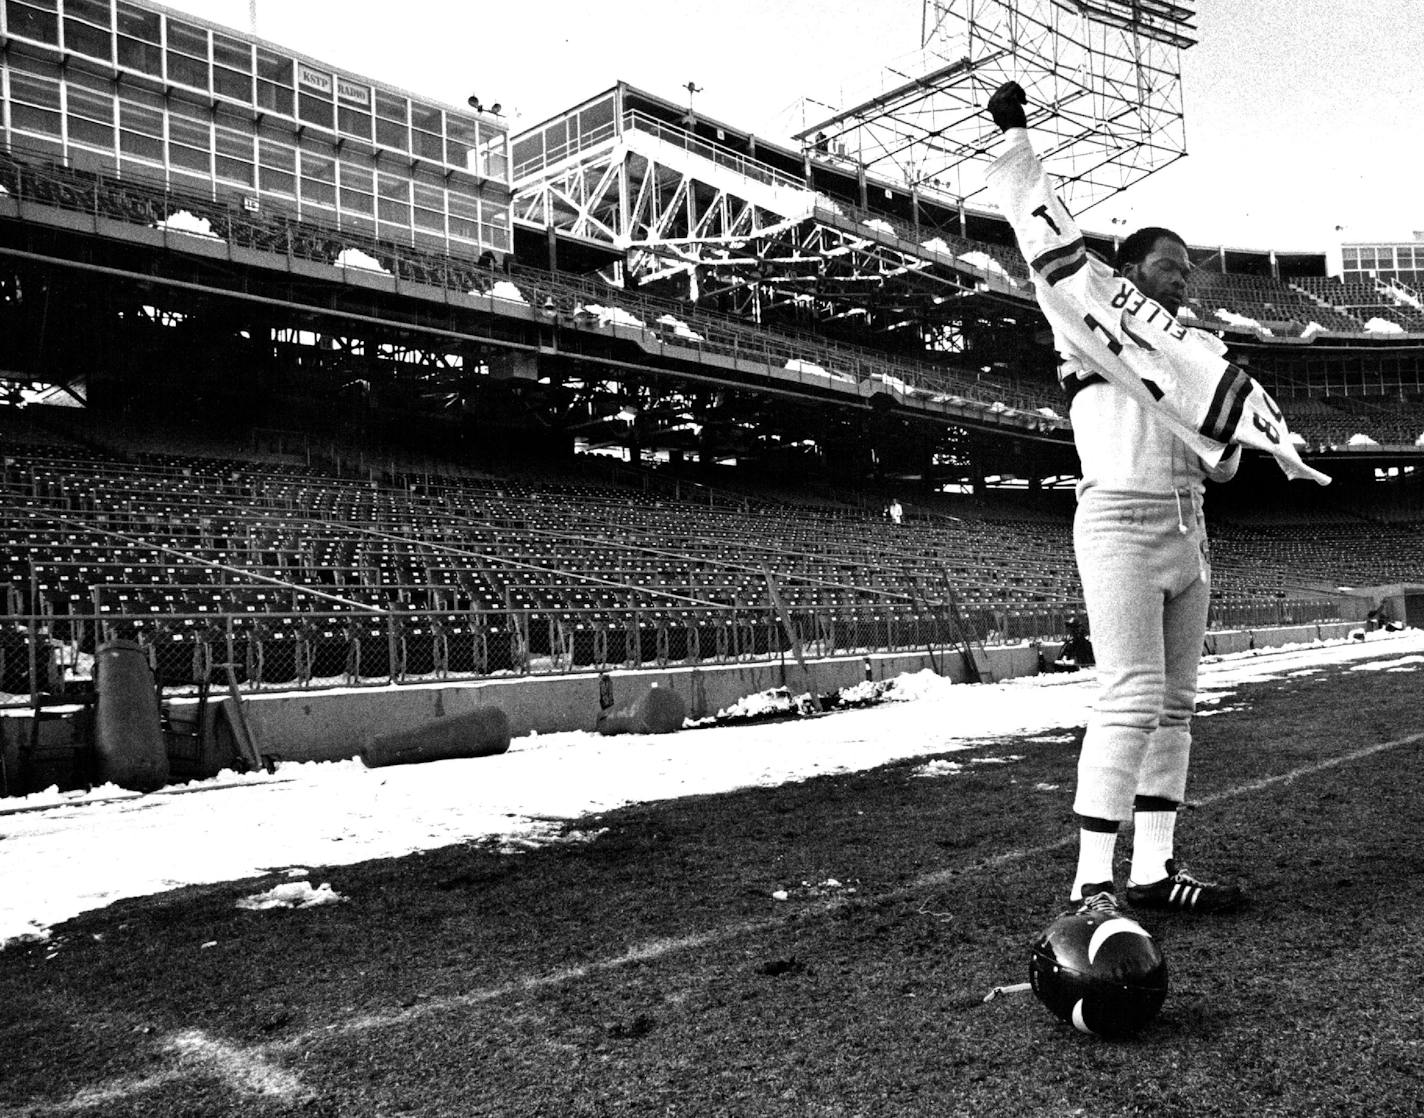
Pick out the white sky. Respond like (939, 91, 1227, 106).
(5, 629, 1422, 949)
(151, 0, 1424, 259)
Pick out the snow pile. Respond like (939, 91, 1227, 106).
(911, 759, 965, 778)
(153, 210, 220, 239)
(578, 303, 645, 329)
(706, 686, 800, 722)
(871, 372, 911, 395)
(835, 678, 892, 706)
(488, 280, 527, 304)
(863, 218, 895, 235)
(1416, 431, 1424, 447)
(236, 880, 345, 911)
(956, 251, 1014, 283)
(1365, 317, 1405, 334)
(1348, 433, 1380, 446)
(1300, 321, 1326, 340)
(1214, 308, 1272, 335)
(1349, 655, 1424, 672)
(0, 182, 9, 196)
(335, 247, 391, 274)
(1037, 406, 1062, 419)
(656, 314, 705, 342)
(785, 358, 830, 377)
(882, 668, 954, 702)
(496, 822, 608, 855)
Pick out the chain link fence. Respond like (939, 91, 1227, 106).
(0, 595, 1346, 707)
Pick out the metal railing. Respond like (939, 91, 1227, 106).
(0, 595, 1345, 707)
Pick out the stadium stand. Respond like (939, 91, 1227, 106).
(1183, 268, 1365, 335)
(1291, 275, 1424, 333)
(1, 397, 1378, 706)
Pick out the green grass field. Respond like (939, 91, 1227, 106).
(3, 654, 1422, 1117)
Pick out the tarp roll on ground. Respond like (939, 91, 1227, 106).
(361, 706, 512, 768)
(93, 639, 170, 792)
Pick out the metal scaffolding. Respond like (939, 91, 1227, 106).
(512, 90, 993, 329)
(793, 0, 1196, 214)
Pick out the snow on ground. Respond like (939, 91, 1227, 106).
(3, 630, 1421, 949)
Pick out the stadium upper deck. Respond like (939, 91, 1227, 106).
(0, 0, 511, 256)
(511, 83, 1424, 347)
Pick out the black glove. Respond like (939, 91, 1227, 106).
(988, 81, 1028, 132)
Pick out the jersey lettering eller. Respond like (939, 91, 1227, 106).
(985, 128, 1331, 488)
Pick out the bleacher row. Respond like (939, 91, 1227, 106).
(6, 414, 1419, 698)
(1181, 270, 1424, 336)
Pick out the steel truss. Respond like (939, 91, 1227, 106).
(512, 125, 982, 329)
(795, 0, 1195, 214)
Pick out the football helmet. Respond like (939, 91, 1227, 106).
(1029, 908, 1168, 1037)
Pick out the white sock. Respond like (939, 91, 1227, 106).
(1072, 829, 1119, 899)
(1129, 810, 1178, 886)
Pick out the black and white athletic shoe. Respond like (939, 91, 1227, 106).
(1069, 882, 1126, 917)
(1126, 859, 1245, 914)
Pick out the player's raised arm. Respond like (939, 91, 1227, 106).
(987, 81, 1028, 132)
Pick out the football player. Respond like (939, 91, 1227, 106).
(985, 80, 1252, 917)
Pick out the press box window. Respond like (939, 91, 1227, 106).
(447, 192, 479, 242)
(7, 55, 62, 138)
(410, 102, 444, 163)
(258, 128, 297, 195)
(412, 171, 444, 233)
(119, 88, 164, 162)
(215, 109, 255, 186)
(299, 83, 333, 130)
(256, 49, 294, 116)
(5, 0, 59, 45)
(300, 149, 337, 208)
(116, 2, 161, 76)
(167, 99, 211, 174)
(374, 91, 408, 152)
(212, 33, 253, 103)
(338, 163, 374, 215)
(166, 20, 210, 91)
(65, 70, 115, 151)
(63, 0, 113, 62)
(338, 79, 372, 141)
(377, 174, 410, 226)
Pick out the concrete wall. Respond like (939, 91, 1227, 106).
(178, 623, 1354, 770)
(185, 645, 1011, 766)
(0, 620, 1368, 789)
